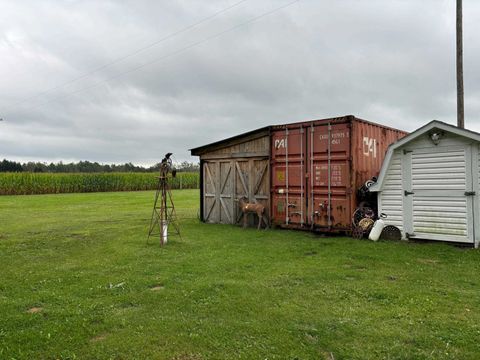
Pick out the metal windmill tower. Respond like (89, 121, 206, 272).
(148, 152, 180, 245)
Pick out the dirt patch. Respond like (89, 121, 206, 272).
(417, 258, 440, 265)
(150, 284, 165, 291)
(68, 233, 88, 239)
(27, 307, 43, 314)
(343, 264, 367, 271)
(91, 333, 108, 342)
(387, 275, 397, 281)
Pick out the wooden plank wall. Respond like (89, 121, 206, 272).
(200, 135, 270, 226)
(200, 136, 269, 160)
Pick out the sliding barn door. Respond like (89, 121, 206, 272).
(203, 158, 269, 225)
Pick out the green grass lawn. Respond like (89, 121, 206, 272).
(1, 190, 480, 359)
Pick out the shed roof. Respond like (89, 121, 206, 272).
(189, 126, 270, 156)
(370, 120, 480, 192)
(190, 114, 405, 156)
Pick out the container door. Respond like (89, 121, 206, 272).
(307, 123, 352, 229)
(406, 145, 474, 243)
(271, 127, 307, 226)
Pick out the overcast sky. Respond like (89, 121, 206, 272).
(1, 0, 479, 165)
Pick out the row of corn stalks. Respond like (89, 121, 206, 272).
(0, 172, 199, 195)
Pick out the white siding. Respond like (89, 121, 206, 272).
(411, 150, 466, 190)
(412, 196, 467, 236)
(411, 148, 468, 239)
(379, 151, 403, 231)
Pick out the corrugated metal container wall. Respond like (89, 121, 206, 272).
(351, 120, 408, 187)
(271, 126, 306, 227)
(271, 116, 407, 231)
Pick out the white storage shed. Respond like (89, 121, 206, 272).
(370, 120, 480, 247)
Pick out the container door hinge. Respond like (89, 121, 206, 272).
(404, 190, 414, 196)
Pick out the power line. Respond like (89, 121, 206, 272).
(5, 0, 249, 110)
(11, 0, 300, 114)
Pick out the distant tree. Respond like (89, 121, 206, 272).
(176, 161, 200, 172)
(1, 159, 199, 173)
(0, 159, 23, 172)
(147, 161, 199, 173)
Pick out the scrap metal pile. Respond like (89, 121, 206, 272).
(352, 178, 401, 241)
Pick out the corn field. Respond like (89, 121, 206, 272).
(0, 172, 199, 195)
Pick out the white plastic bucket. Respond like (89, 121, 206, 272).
(368, 213, 387, 242)
(161, 220, 168, 244)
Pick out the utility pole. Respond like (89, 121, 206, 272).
(456, 0, 464, 128)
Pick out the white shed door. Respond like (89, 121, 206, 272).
(407, 146, 474, 243)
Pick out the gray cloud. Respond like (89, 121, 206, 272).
(1, 0, 479, 165)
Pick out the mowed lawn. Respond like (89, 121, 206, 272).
(1, 190, 480, 359)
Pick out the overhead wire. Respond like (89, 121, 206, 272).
(4, 0, 249, 110)
(7, 0, 300, 114)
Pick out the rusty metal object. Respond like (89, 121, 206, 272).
(352, 206, 375, 227)
(380, 225, 402, 241)
(358, 218, 374, 232)
(148, 152, 181, 246)
(352, 226, 365, 239)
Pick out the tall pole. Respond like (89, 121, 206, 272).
(456, 0, 464, 128)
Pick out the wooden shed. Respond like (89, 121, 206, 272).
(370, 120, 480, 247)
(190, 127, 271, 226)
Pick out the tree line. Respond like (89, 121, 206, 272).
(0, 159, 199, 173)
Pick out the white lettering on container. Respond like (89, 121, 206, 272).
(274, 138, 287, 149)
(363, 137, 377, 158)
(319, 132, 346, 145)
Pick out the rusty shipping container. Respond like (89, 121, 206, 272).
(271, 115, 407, 231)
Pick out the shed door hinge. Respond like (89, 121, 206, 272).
(465, 191, 476, 196)
(404, 190, 414, 196)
